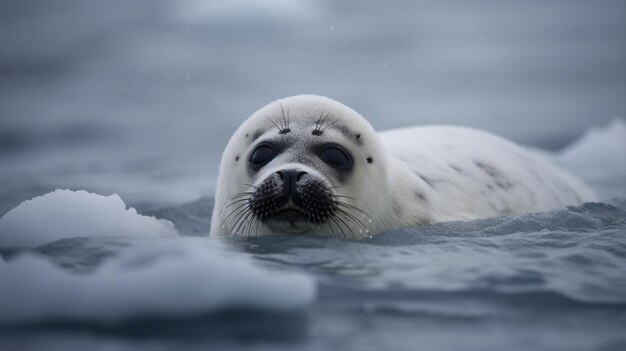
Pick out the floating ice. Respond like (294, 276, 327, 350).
(556, 118, 626, 178)
(554, 118, 626, 203)
(0, 189, 315, 324)
(0, 239, 316, 323)
(0, 189, 178, 248)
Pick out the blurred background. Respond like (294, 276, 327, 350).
(1, 0, 625, 215)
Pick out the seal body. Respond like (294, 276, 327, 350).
(210, 95, 596, 239)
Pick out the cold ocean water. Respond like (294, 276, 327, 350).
(1, 1, 626, 350)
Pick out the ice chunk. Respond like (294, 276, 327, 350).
(556, 118, 626, 178)
(0, 239, 316, 323)
(0, 189, 178, 248)
(554, 118, 626, 203)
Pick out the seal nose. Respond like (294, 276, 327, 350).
(276, 170, 307, 203)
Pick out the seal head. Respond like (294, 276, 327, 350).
(210, 95, 390, 239)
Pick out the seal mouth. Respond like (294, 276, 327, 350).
(266, 208, 313, 234)
(246, 170, 336, 234)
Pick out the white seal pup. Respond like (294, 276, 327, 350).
(210, 95, 596, 239)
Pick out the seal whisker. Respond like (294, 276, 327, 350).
(335, 204, 368, 225)
(332, 198, 372, 237)
(314, 111, 325, 128)
(249, 212, 263, 237)
(335, 201, 371, 219)
(231, 193, 253, 200)
(236, 211, 251, 236)
(312, 111, 329, 135)
(305, 210, 315, 227)
(239, 209, 253, 237)
(312, 219, 322, 234)
(233, 207, 254, 235)
(224, 199, 250, 216)
(335, 205, 362, 225)
(264, 116, 283, 134)
(244, 212, 258, 237)
(227, 209, 246, 235)
(280, 103, 287, 128)
(278, 103, 291, 134)
(331, 211, 356, 240)
(254, 216, 263, 236)
(225, 208, 249, 234)
(233, 213, 249, 235)
(228, 192, 253, 203)
(327, 215, 346, 240)
(234, 190, 255, 194)
(254, 217, 263, 236)
(222, 204, 249, 223)
(225, 197, 250, 207)
(320, 118, 340, 133)
(332, 194, 358, 201)
(327, 220, 340, 238)
(224, 198, 250, 209)
(335, 207, 370, 238)
(223, 202, 251, 229)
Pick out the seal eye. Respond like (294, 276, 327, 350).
(319, 145, 353, 170)
(250, 143, 277, 169)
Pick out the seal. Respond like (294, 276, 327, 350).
(210, 95, 596, 239)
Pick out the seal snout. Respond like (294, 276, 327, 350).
(249, 168, 336, 232)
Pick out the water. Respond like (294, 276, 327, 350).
(1, 1, 625, 350)
(1, 200, 625, 350)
